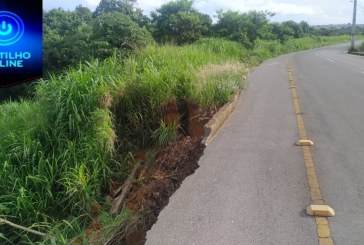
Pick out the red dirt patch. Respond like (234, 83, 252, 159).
(187, 103, 208, 137)
(163, 101, 180, 126)
(123, 137, 205, 244)
(186, 103, 220, 138)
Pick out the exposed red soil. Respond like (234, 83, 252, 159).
(163, 101, 180, 126)
(95, 102, 215, 244)
(125, 137, 205, 234)
(187, 103, 220, 138)
(187, 103, 209, 137)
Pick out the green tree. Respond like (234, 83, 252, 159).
(43, 24, 93, 73)
(283, 20, 304, 38)
(43, 5, 154, 74)
(299, 21, 310, 36)
(93, 0, 135, 17)
(151, 0, 212, 45)
(93, 0, 150, 28)
(43, 7, 94, 73)
(43, 6, 92, 36)
(271, 22, 294, 43)
(270, 20, 308, 43)
(214, 10, 271, 48)
(92, 12, 153, 56)
(214, 11, 249, 45)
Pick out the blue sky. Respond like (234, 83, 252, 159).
(43, 0, 364, 25)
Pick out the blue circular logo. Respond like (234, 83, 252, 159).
(0, 11, 25, 46)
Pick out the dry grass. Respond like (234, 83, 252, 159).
(198, 62, 248, 82)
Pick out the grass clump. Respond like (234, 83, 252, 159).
(192, 63, 248, 109)
(152, 120, 180, 148)
(0, 57, 124, 244)
(122, 38, 246, 108)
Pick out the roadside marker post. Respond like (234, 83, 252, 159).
(296, 140, 314, 146)
(306, 205, 336, 217)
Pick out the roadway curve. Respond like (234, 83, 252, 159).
(146, 43, 364, 245)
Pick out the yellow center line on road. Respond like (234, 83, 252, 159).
(286, 60, 334, 245)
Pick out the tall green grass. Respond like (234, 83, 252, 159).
(123, 38, 245, 107)
(0, 57, 124, 243)
(0, 36, 351, 244)
(113, 39, 247, 152)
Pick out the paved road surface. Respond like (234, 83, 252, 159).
(291, 44, 364, 245)
(146, 44, 364, 245)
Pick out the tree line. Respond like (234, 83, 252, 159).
(43, 0, 322, 74)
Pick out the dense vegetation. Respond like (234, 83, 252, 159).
(0, 0, 356, 243)
(40, 0, 356, 74)
(2, 0, 362, 101)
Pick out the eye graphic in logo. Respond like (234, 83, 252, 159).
(0, 11, 24, 46)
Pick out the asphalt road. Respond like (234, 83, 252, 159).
(291, 43, 364, 245)
(146, 44, 364, 245)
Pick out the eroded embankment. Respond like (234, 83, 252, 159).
(104, 95, 239, 245)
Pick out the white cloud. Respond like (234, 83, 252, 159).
(193, 0, 317, 14)
(191, 0, 320, 19)
(264, 3, 317, 15)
